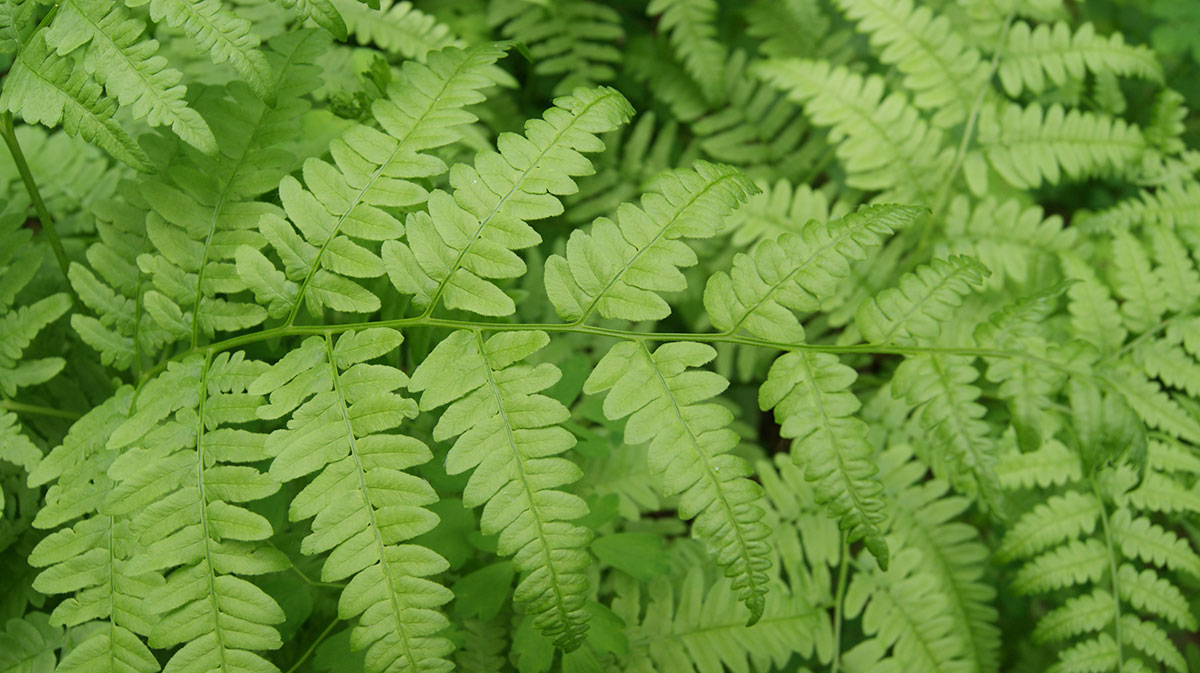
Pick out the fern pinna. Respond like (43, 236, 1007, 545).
(2, 1, 1200, 673)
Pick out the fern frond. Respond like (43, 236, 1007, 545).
(1083, 180, 1200, 232)
(726, 178, 840, 248)
(251, 330, 452, 673)
(760, 351, 889, 565)
(856, 255, 990, 346)
(585, 341, 772, 624)
(564, 110, 695, 225)
(334, 0, 458, 61)
(544, 160, 755, 323)
(271, 0, 346, 40)
(1146, 224, 1200, 313)
(876, 445, 1001, 673)
(891, 354, 1001, 503)
(72, 30, 327, 358)
(705, 204, 923, 342)
(939, 196, 1074, 289)
(69, 186, 173, 371)
(0, 614, 63, 673)
(45, 0, 217, 152)
(744, 0, 830, 60)
(26, 388, 161, 673)
(845, 547, 974, 673)
(688, 52, 820, 181)
(134, 0, 272, 98)
(411, 330, 591, 650)
(647, 0, 727, 104)
(102, 353, 288, 673)
(1003, 439, 1200, 673)
(833, 0, 990, 127)
(1, 33, 152, 171)
(0, 307, 66, 397)
(978, 102, 1146, 190)
(242, 42, 510, 320)
(455, 618, 507, 673)
(623, 35, 709, 124)
(996, 440, 1082, 490)
(1060, 253, 1126, 357)
(997, 492, 1101, 562)
(382, 86, 633, 317)
(1109, 229, 1168, 333)
(616, 568, 826, 673)
(999, 21, 1162, 97)
(490, 0, 623, 94)
(756, 59, 953, 204)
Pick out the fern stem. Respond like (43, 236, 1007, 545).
(831, 533, 850, 673)
(0, 399, 80, 420)
(1092, 480, 1124, 673)
(139, 315, 1088, 388)
(0, 112, 76, 299)
(282, 616, 340, 673)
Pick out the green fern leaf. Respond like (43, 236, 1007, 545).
(891, 354, 1002, 504)
(271, 0, 346, 40)
(845, 547, 973, 673)
(760, 351, 889, 566)
(706, 203, 923, 343)
(44, 0, 217, 152)
(102, 354, 287, 673)
(978, 102, 1145, 190)
(857, 255, 990, 345)
(243, 42, 510, 320)
(876, 445, 1001, 673)
(382, 86, 633, 317)
(132, 0, 272, 99)
(647, 0, 727, 104)
(544, 160, 755, 323)
(0, 614, 64, 673)
(334, 0, 458, 61)
(999, 21, 1162, 97)
(726, 178, 838, 248)
(833, 0, 990, 127)
(585, 341, 772, 624)
(250, 330, 452, 673)
(1110, 229, 1167, 333)
(411, 330, 591, 650)
(616, 568, 826, 673)
(756, 59, 953, 204)
(0, 33, 152, 171)
(491, 0, 623, 94)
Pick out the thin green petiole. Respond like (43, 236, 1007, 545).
(0, 111, 76, 300)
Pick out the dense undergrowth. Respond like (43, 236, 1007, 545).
(1, 1, 1200, 672)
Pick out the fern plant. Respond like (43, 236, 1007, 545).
(2, 1, 1200, 673)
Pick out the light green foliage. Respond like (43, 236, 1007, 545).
(545, 160, 755, 323)
(585, 341, 771, 623)
(412, 330, 590, 649)
(382, 86, 633, 317)
(0, 1, 1198, 673)
(253, 330, 452, 673)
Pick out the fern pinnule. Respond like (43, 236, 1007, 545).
(382, 85, 634, 317)
(411, 330, 592, 650)
(999, 21, 1163, 97)
(585, 341, 772, 624)
(101, 353, 287, 673)
(833, 0, 990, 127)
(252, 329, 453, 673)
(544, 160, 756, 324)
(706, 203, 924, 343)
(1, 33, 152, 171)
